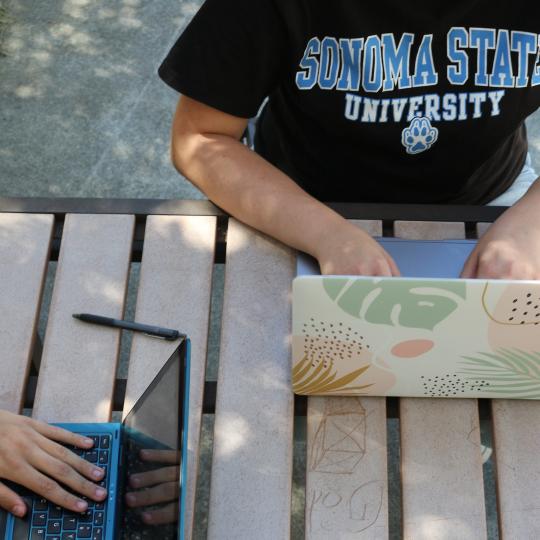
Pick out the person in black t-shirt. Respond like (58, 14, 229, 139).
(159, 0, 540, 279)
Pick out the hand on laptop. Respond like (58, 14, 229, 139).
(0, 410, 107, 518)
(315, 222, 401, 276)
(461, 187, 540, 280)
(125, 449, 180, 525)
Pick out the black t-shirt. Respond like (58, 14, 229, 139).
(158, 0, 540, 204)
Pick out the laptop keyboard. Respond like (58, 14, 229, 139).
(29, 434, 111, 540)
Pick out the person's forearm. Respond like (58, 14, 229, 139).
(173, 133, 356, 258)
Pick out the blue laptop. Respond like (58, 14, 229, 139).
(0, 338, 190, 540)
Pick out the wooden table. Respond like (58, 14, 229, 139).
(0, 198, 538, 540)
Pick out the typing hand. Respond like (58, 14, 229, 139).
(125, 449, 180, 525)
(315, 222, 400, 276)
(461, 185, 540, 279)
(0, 410, 107, 518)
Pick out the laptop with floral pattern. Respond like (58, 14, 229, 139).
(293, 241, 540, 398)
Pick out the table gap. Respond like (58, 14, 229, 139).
(33, 260, 58, 376)
(387, 399, 403, 540)
(35, 215, 63, 368)
(382, 219, 395, 237)
(214, 215, 228, 264)
(26, 222, 61, 411)
(116, 262, 141, 381)
(465, 221, 480, 239)
(193, 413, 215, 540)
(131, 218, 146, 263)
(480, 399, 501, 540)
(205, 216, 228, 381)
(205, 263, 225, 382)
(291, 409, 307, 540)
(49, 219, 64, 262)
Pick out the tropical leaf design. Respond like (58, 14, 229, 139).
(323, 277, 466, 330)
(459, 348, 540, 398)
(292, 355, 373, 395)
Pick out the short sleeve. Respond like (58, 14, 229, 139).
(158, 0, 288, 118)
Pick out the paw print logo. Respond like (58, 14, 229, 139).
(401, 116, 439, 155)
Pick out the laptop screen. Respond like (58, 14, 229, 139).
(120, 341, 186, 540)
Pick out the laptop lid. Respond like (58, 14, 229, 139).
(120, 339, 188, 539)
(293, 240, 540, 399)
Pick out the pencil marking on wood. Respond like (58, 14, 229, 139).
(309, 398, 367, 474)
(306, 481, 385, 534)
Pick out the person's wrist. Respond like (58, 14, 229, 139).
(311, 217, 366, 261)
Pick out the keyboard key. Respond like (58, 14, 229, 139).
(47, 536, 61, 540)
(61, 533, 76, 540)
(77, 525, 92, 538)
(47, 520, 62, 535)
(72, 448, 84, 456)
(49, 505, 63, 518)
(95, 502, 105, 510)
(89, 436, 100, 448)
(100, 436, 110, 449)
(93, 528, 103, 540)
(84, 451, 98, 463)
(94, 511, 104, 526)
(98, 451, 109, 465)
(63, 516, 77, 530)
(79, 510, 93, 523)
(31, 529, 45, 540)
(33, 512, 47, 526)
(34, 498, 48, 511)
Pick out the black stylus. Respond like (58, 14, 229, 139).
(72, 313, 184, 341)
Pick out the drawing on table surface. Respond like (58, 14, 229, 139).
(309, 398, 366, 474)
(306, 481, 385, 534)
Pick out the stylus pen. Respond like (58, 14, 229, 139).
(72, 313, 185, 341)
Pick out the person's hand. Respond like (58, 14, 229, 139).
(125, 449, 180, 526)
(461, 184, 540, 279)
(0, 410, 107, 518)
(314, 221, 400, 276)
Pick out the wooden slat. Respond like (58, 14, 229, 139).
(306, 220, 389, 539)
(0, 214, 54, 412)
(33, 214, 134, 422)
(306, 397, 388, 539)
(395, 221, 487, 539)
(208, 220, 295, 540)
(492, 401, 540, 538)
(394, 220, 465, 240)
(123, 215, 216, 539)
(476, 223, 491, 238)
